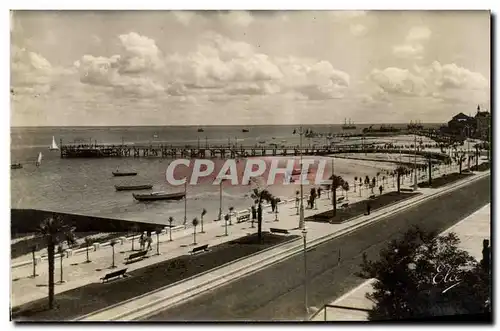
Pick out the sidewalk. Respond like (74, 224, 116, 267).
(310, 203, 491, 321)
(10, 159, 483, 309)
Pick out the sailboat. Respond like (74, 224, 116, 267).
(342, 119, 356, 130)
(36, 152, 43, 167)
(49, 136, 59, 151)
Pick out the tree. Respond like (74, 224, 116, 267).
(37, 214, 76, 309)
(357, 227, 490, 321)
(326, 175, 346, 217)
(394, 166, 407, 193)
(200, 208, 207, 233)
(192, 217, 199, 245)
(453, 152, 467, 174)
(168, 217, 174, 241)
(84, 237, 93, 263)
(251, 188, 273, 241)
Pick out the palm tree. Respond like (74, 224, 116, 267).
(228, 206, 234, 225)
(84, 237, 93, 263)
(168, 216, 174, 241)
(394, 166, 407, 193)
(454, 151, 467, 174)
(130, 223, 139, 251)
(37, 214, 76, 309)
(192, 217, 199, 245)
(327, 175, 346, 217)
(251, 188, 273, 241)
(200, 208, 207, 233)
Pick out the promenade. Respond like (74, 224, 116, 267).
(310, 203, 491, 321)
(11, 158, 485, 318)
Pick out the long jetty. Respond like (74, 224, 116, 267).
(59, 139, 450, 162)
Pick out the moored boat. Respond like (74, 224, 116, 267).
(112, 171, 138, 177)
(197, 128, 204, 132)
(242, 128, 249, 132)
(11, 163, 22, 169)
(133, 191, 185, 201)
(115, 184, 153, 191)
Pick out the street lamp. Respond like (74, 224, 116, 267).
(463, 125, 472, 171)
(298, 127, 305, 229)
(218, 180, 224, 220)
(413, 132, 418, 190)
(302, 227, 309, 320)
(183, 179, 187, 227)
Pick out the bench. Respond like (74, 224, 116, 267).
(236, 210, 251, 223)
(270, 228, 289, 235)
(190, 244, 209, 255)
(337, 196, 345, 203)
(100, 268, 127, 283)
(401, 188, 414, 192)
(125, 250, 148, 263)
(341, 203, 349, 209)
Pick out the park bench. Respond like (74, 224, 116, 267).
(341, 203, 349, 209)
(401, 188, 414, 192)
(270, 228, 289, 235)
(190, 244, 209, 255)
(100, 268, 127, 283)
(125, 250, 148, 263)
(337, 196, 345, 203)
(236, 210, 251, 223)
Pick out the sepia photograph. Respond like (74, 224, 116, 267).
(9, 9, 491, 322)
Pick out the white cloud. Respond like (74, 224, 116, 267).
(368, 62, 489, 101)
(219, 11, 254, 27)
(406, 26, 432, 43)
(173, 11, 196, 26)
(392, 26, 431, 60)
(76, 31, 350, 101)
(350, 24, 368, 37)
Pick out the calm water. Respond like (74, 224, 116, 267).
(10, 124, 439, 225)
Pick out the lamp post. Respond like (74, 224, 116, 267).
(413, 133, 418, 190)
(183, 179, 187, 227)
(302, 227, 309, 320)
(298, 127, 305, 229)
(218, 180, 224, 221)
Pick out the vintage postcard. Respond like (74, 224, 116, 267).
(10, 10, 491, 322)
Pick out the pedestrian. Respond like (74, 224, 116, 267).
(379, 185, 383, 195)
(146, 231, 153, 251)
(251, 204, 257, 220)
(271, 199, 276, 213)
(366, 201, 371, 215)
(139, 232, 145, 250)
(317, 187, 322, 199)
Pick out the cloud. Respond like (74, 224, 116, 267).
(76, 31, 350, 101)
(218, 11, 254, 27)
(173, 11, 196, 26)
(350, 24, 368, 37)
(393, 26, 431, 60)
(406, 26, 432, 43)
(392, 43, 424, 59)
(368, 61, 489, 101)
(11, 45, 73, 95)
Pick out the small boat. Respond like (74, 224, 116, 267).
(133, 191, 185, 201)
(258, 140, 266, 144)
(242, 129, 249, 132)
(112, 171, 138, 177)
(197, 128, 204, 132)
(281, 140, 287, 143)
(115, 184, 153, 191)
(49, 136, 59, 151)
(11, 163, 22, 169)
(36, 152, 42, 167)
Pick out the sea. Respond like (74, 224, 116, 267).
(10, 124, 441, 226)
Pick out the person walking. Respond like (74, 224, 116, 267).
(146, 231, 153, 251)
(317, 187, 322, 199)
(366, 201, 371, 215)
(139, 232, 145, 251)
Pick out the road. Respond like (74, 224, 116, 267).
(147, 176, 491, 321)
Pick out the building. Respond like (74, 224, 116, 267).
(475, 106, 491, 141)
(446, 112, 476, 136)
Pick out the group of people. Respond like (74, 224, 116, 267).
(139, 231, 153, 251)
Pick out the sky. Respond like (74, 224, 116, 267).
(10, 10, 491, 126)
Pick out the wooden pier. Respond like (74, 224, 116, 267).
(59, 139, 449, 161)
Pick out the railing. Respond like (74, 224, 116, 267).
(309, 304, 372, 321)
